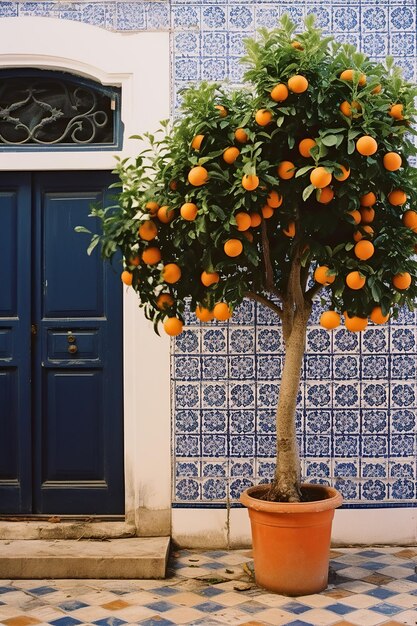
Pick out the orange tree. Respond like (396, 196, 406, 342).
(85, 15, 417, 503)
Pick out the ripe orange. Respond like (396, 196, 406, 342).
(157, 205, 175, 223)
(223, 146, 240, 164)
(320, 310, 341, 329)
(255, 109, 273, 126)
(389, 103, 404, 120)
(288, 75, 309, 93)
(360, 191, 376, 207)
(121, 270, 133, 286)
(234, 128, 249, 143)
(191, 134, 204, 150)
(156, 293, 174, 310)
(298, 138, 316, 158)
(267, 190, 283, 208)
(195, 306, 214, 322)
(277, 161, 296, 180)
(370, 306, 389, 324)
(356, 135, 378, 156)
(224, 238, 243, 257)
(201, 270, 220, 287)
(145, 201, 160, 215)
(360, 207, 375, 224)
(340, 100, 362, 117)
(354, 240, 375, 260)
(383, 152, 402, 171)
(393, 272, 411, 290)
(283, 221, 296, 237)
(345, 313, 368, 332)
(353, 225, 374, 242)
(129, 255, 140, 266)
(188, 165, 209, 186)
(348, 210, 361, 225)
(371, 84, 382, 94)
(310, 167, 332, 189)
(317, 186, 334, 204)
(388, 189, 407, 206)
(138, 220, 158, 241)
(291, 40, 303, 50)
(235, 212, 251, 231)
(169, 180, 177, 191)
(334, 164, 350, 181)
(243, 231, 254, 242)
(314, 265, 335, 285)
(242, 174, 259, 191)
(250, 212, 262, 227)
(215, 104, 227, 117)
(261, 204, 274, 219)
(270, 83, 289, 102)
(163, 317, 184, 336)
(346, 271, 366, 290)
(402, 210, 417, 232)
(180, 202, 198, 221)
(213, 302, 231, 321)
(163, 263, 182, 284)
(340, 69, 366, 85)
(142, 247, 161, 265)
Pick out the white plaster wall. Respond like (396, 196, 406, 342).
(0, 17, 172, 536)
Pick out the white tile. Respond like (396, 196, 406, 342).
(298, 608, 341, 625)
(339, 580, 376, 593)
(339, 594, 381, 609)
(336, 566, 375, 579)
(345, 608, 391, 625)
(394, 609, 417, 625)
(379, 565, 414, 578)
(296, 594, 336, 608)
(389, 593, 417, 609)
(253, 607, 297, 624)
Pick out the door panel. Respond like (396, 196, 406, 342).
(0, 173, 32, 513)
(0, 171, 124, 515)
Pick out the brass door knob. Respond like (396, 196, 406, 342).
(68, 344, 78, 354)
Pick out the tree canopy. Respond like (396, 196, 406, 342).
(87, 14, 417, 336)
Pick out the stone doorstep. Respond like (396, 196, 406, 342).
(0, 537, 170, 579)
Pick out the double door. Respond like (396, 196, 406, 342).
(0, 171, 124, 515)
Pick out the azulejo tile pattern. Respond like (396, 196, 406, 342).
(173, 302, 417, 506)
(1, 548, 417, 625)
(3, 0, 417, 508)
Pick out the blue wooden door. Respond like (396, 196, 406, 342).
(0, 171, 124, 515)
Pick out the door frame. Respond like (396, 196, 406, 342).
(0, 18, 171, 538)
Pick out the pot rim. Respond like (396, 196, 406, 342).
(240, 483, 343, 514)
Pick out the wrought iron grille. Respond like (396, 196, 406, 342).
(0, 70, 121, 149)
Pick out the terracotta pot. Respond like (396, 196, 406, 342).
(240, 483, 343, 596)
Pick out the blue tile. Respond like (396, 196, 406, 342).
(282, 602, 310, 614)
(194, 601, 228, 612)
(94, 619, 127, 626)
(199, 586, 227, 597)
(51, 618, 83, 626)
(0, 587, 15, 594)
(144, 600, 177, 612)
(148, 586, 180, 597)
(326, 603, 355, 615)
(365, 588, 399, 600)
(59, 600, 88, 611)
(203, 560, 228, 570)
(29, 586, 58, 596)
(371, 603, 403, 616)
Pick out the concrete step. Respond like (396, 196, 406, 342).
(0, 537, 170, 579)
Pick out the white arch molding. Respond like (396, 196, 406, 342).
(0, 17, 172, 539)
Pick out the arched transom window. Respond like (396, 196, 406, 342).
(0, 69, 122, 150)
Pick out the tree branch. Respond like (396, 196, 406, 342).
(245, 291, 283, 320)
(305, 282, 323, 301)
(287, 245, 305, 311)
(261, 218, 284, 302)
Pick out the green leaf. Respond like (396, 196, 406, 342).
(295, 165, 314, 178)
(321, 135, 339, 147)
(302, 184, 315, 201)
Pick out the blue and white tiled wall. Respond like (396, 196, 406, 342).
(4, 0, 417, 507)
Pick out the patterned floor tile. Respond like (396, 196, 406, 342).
(1, 548, 417, 626)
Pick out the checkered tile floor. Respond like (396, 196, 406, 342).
(0, 547, 416, 625)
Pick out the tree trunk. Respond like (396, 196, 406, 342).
(267, 305, 311, 503)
